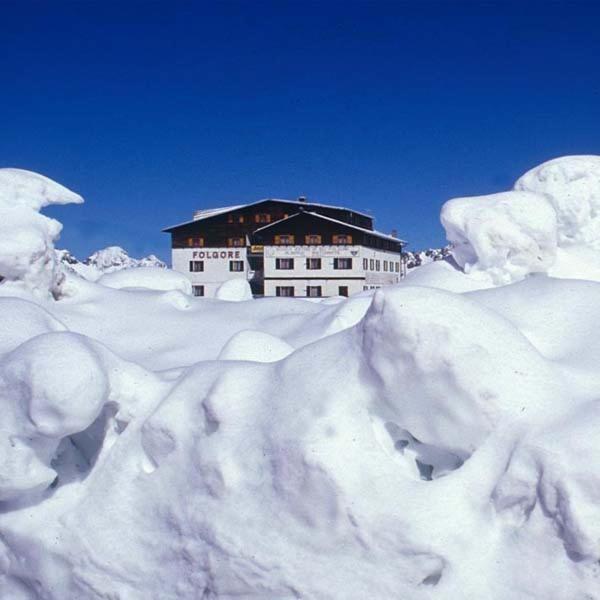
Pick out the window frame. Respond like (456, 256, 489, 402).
(274, 234, 295, 245)
(333, 257, 352, 270)
(227, 237, 245, 248)
(332, 234, 353, 245)
(229, 260, 244, 272)
(189, 260, 204, 272)
(304, 234, 322, 245)
(276, 286, 295, 297)
(275, 258, 295, 270)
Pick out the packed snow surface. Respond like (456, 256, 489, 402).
(98, 266, 192, 294)
(3, 159, 600, 599)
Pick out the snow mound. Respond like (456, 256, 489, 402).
(0, 169, 82, 298)
(215, 278, 253, 301)
(0, 297, 67, 355)
(515, 155, 600, 247)
(218, 329, 294, 362)
(98, 267, 192, 294)
(7, 157, 600, 598)
(0, 333, 108, 501)
(362, 287, 563, 462)
(441, 191, 557, 285)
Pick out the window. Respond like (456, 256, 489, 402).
(305, 234, 322, 245)
(338, 286, 349, 297)
(276, 258, 294, 270)
(189, 260, 204, 272)
(255, 213, 271, 223)
(192, 285, 204, 297)
(274, 234, 295, 245)
(395, 262, 400, 273)
(306, 286, 322, 298)
(363, 286, 368, 291)
(332, 234, 352, 245)
(370, 259, 374, 270)
(229, 260, 244, 272)
(276, 286, 294, 297)
(376, 260, 380, 271)
(227, 237, 245, 247)
(306, 258, 321, 270)
(334, 257, 352, 270)
(363, 258, 368, 270)
(384, 261, 388, 272)
(227, 214, 244, 224)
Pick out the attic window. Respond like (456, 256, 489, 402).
(255, 213, 271, 224)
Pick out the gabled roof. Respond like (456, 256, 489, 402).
(253, 211, 406, 244)
(162, 198, 372, 232)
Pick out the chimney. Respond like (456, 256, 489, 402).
(298, 196, 307, 203)
(391, 229, 398, 238)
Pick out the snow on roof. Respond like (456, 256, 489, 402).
(193, 204, 246, 221)
(162, 198, 373, 232)
(254, 211, 406, 244)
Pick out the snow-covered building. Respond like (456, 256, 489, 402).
(163, 198, 405, 297)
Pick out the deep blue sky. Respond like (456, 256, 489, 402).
(2, 1, 600, 261)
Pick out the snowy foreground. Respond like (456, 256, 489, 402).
(2, 159, 600, 598)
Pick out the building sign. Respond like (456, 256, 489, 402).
(192, 250, 241, 259)
(250, 245, 264, 254)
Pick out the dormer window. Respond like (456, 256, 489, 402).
(255, 213, 271, 224)
(274, 234, 295, 245)
(332, 234, 352, 245)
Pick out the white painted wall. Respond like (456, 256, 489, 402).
(264, 278, 365, 298)
(263, 245, 401, 297)
(172, 244, 401, 298)
(172, 247, 249, 297)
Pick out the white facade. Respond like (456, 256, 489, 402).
(172, 247, 250, 297)
(263, 245, 401, 297)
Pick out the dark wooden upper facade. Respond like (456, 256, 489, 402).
(252, 212, 403, 253)
(164, 199, 402, 252)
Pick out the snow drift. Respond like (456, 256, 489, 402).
(0, 169, 82, 298)
(3, 159, 600, 599)
(440, 155, 600, 286)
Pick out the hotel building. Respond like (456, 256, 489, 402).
(163, 198, 405, 298)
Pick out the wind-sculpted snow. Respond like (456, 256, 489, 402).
(440, 155, 600, 286)
(3, 162, 600, 598)
(441, 190, 558, 285)
(515, 155, 600, 247)
(0, 169, 82, 299)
